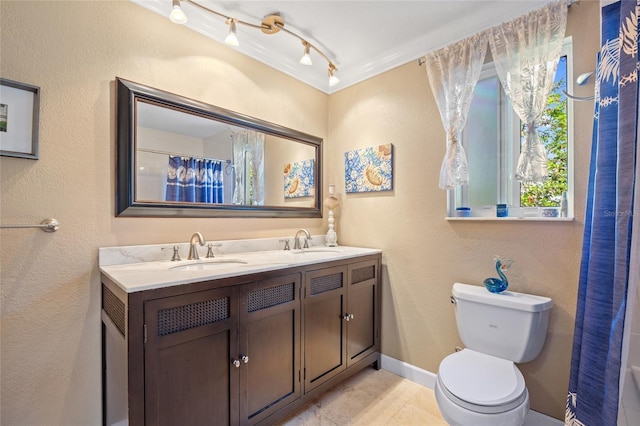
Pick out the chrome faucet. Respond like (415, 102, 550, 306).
(187, 232, 206, 260)
(293, 229, 311, 250)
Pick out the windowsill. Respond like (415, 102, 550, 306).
(446, 216, 574, 222)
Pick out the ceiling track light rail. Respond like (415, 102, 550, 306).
(171, 0, 340, 87)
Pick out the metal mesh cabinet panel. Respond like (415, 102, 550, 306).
(351, 265, 376, 285)
(247, 282, 295, 312)
(157, 297, 229, 336)
(103, 285, 126, 337)
(310, 272, 343, 295)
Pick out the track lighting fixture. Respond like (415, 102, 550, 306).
(169, 0, 187, 24)
(168, 0, 339, 87)
(300, 41, 312, 66)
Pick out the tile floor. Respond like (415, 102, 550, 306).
(618, 367, 640, 426)
(279, 367, 447, 426)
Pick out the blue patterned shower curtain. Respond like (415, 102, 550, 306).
(566, 1, 639, 425)
(165, 156, 224, 203)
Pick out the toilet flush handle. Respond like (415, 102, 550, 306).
(450, 296, 457, 305)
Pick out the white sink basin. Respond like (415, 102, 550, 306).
(169, 258, 248, 271)
(291, 248, 342, 255)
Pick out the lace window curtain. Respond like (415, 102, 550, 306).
(488, 0, 568, 183)
(425, 32, 488, 190)
(231, 129, 265, 205)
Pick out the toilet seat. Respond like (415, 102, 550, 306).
(438, 349, 527, 414)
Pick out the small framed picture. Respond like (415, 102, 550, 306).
(0, 78, 40, 159)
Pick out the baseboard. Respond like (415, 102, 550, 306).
(379, 354, 563, 426)
(380, 353, 437, 389)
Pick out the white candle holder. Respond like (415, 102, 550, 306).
(324, 190, 339, 247)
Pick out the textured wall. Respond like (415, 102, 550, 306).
(327, 2, 599, 420)
(1, 0, 601, 424)
(0, 2, 327, 425)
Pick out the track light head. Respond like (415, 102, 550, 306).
(169, 0, 187, 24)
(225, 18, 239, 46)
(328, 64, 340, 87)
(300, 41, 312, 66)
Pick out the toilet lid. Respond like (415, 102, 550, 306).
(438, 349, 527, 414)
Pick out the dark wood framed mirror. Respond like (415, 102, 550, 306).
(116, 78, 322, 218)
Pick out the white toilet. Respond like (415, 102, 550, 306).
(435, 282, 553, 426)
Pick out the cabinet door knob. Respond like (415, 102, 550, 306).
(241, 354, 249, 364)
(232, 359, 241, 368)
(343, 313, 354, 322)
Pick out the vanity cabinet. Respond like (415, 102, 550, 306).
(304, 258, 380, 392)
(102, 254, 380, 426)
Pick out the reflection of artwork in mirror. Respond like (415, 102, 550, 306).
(284, 159, 315, 198)
(0, 78, 40, 160)
(0, 104, 7, 132)
(117, 77, 322, 218)
(345, 144, 394, 193)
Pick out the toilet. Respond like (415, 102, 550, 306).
(435, 282, 553, 426)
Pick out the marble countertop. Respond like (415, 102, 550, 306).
(100, 245, 381, 293)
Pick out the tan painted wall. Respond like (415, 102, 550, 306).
(1, 0, 601, 424)
(0, 2, 327, 425)
(327, 1, 599, 420)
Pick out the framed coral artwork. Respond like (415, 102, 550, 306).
(344, 144, 393, 193)
(284, 159, 315, 198)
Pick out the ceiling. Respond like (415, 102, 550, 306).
(133, 0, 553, 94)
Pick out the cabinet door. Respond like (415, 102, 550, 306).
(144, 287, 239, 426)
(239, 274, 301, 425)
(303, 265, 348, 392)
(347, 259, 380, 366)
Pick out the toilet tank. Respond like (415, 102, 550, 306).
(452, 282, 553, 363)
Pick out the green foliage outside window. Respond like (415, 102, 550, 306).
(520, 79, 568, 207)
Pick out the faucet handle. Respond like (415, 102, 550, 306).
(172, 245, 181, 261)
(303, 237, 311, 249)
(206, 243, 222, 258)
(162, 245, 182, 261)
(279, 239, 290, 250)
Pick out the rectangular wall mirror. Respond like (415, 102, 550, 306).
(116, 78, 322, 218)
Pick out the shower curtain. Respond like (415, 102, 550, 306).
(566, 1, 639, 425)
(165, 156, 224, 203)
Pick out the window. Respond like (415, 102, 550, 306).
(449, 38, 573, 219)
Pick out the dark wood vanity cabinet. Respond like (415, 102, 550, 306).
(304, 259, 381, 392)
(102, 254, 380, 426)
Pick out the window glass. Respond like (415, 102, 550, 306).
(450, 39, 573, 219)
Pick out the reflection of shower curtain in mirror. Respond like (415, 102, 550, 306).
(165, 156, 224, 203)
(231, 129, 264, 205)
